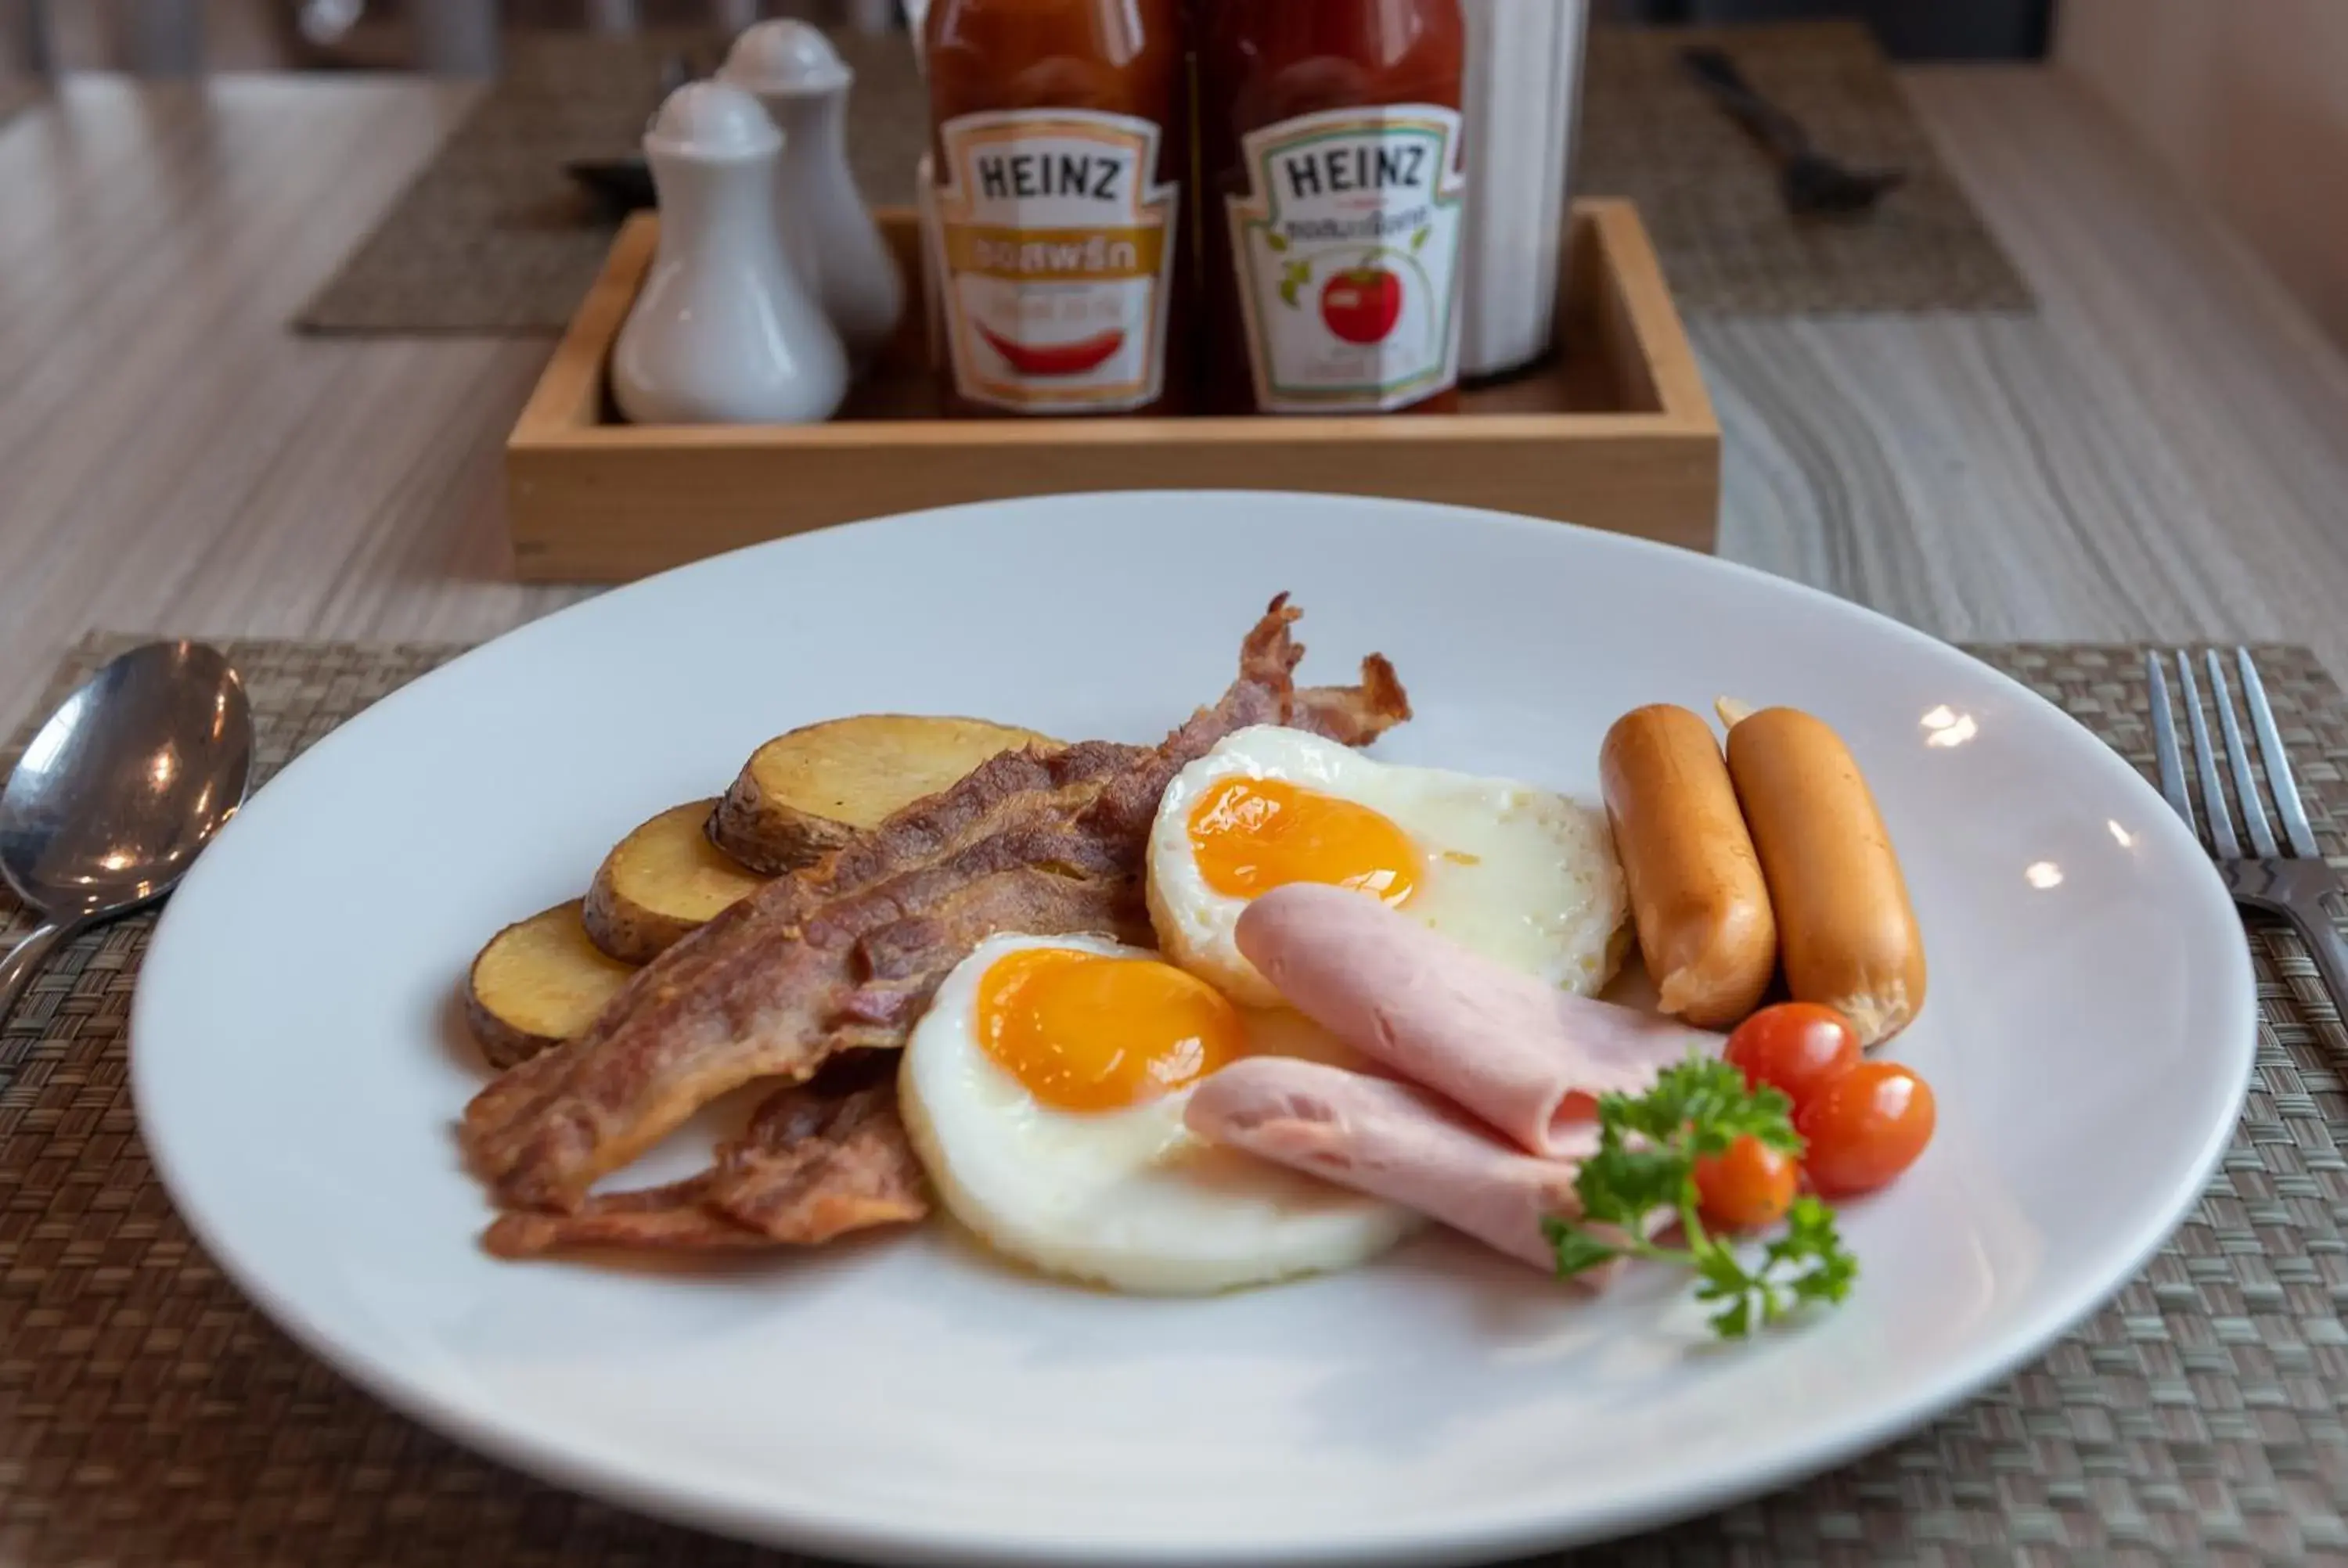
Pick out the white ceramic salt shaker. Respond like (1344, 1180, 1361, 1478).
(720, 20, 906, 375)
(611, 81, 848, 426)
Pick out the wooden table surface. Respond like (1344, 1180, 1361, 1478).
(5, 69, 2348, 739)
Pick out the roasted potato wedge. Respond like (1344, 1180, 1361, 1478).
(465, 901, 636, 1069)
(583, 799, 770, 963)
(709, 714, 1059, 874)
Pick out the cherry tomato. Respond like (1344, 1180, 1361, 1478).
(1694, 1135, 1799, 1230)
(1723, 1002, 1862, 1114)
(1795, 1062, 1936, 1197)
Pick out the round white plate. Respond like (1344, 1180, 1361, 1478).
(132, 493, 2253, 1567)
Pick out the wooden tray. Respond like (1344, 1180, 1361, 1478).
(506, 200, 1720, 583)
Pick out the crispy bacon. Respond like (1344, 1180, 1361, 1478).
(461, 596, 1411, 1241)
(482, 1056, 925, 1257)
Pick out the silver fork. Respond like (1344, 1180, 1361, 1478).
(2147, 648, 2348, 1010)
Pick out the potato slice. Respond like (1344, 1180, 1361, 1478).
(710, 714, 1059, 875)
(466, 901, 636, 1070)
(583, 799, 770, 963)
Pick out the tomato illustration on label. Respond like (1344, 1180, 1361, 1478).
(1317, 268, 1404, 346)
(977, 325, 1128, 378)
(1273, 228, 1431, 348)
(1229, 109, 1466, 413)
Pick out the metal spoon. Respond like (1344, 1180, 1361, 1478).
(0, 642, 254, 1028)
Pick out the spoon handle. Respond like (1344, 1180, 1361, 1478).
(0, 920, 70, 1030)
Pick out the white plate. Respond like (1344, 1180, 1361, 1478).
(131, 493, 2253, 1567)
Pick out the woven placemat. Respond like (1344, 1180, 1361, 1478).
(2, 635, 2337, 1566)
(0, 81, 43, 131)
(1577, 21, 2032, 316)
(294, 19, 2027, 336)
(294, 19, 927, 336)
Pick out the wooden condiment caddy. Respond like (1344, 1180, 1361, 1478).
(504, 200, 1720, 584)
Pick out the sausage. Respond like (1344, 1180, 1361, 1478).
(1598, 704, 1778, 1029)
(1723, 706, 1925, 1046)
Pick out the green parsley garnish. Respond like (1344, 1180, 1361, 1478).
(1542, 1053, 1858, 1339)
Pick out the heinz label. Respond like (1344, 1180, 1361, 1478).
(1226, 106, 1467, 413)
(927, 110, 1179, 413)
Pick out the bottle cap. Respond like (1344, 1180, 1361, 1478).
(718, 20, 854, 96)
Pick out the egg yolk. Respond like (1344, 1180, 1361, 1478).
(1187, 776, 1419, 905)
(978, 948, 1246, 1113)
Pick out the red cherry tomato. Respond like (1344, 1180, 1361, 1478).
(1723, 1002, 1862, 1114)
(1694, 1135, 1799, 1230)
(1795, 1062, 1936, 1197)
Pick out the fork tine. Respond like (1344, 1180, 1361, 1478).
(2238, 649, 2321, 859)
(2207, 651, 2278, 858)
(2177, 653, 2240, 860)
(2145, 651, 2195, 833)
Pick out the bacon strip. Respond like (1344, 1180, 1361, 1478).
(463, 596, 1411, 1227)
(482, 1056, 924, 1257)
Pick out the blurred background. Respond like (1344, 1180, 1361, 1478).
(11, 0, 2055, 73)
(7, 0, 2339, 351)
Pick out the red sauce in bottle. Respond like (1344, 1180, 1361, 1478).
(924, 0, 1188, 415)
(1197, 0, 1468, 415)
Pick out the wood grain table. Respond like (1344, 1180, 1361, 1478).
(4, 69, 2348, 741)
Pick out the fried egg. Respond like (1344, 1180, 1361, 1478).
(898, 933, 1418, 1294)
(1147, 725, 1628, 1008)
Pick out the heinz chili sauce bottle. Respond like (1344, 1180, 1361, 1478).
(1199, 0, 1468, 415)
(923, 0, 1187, 415)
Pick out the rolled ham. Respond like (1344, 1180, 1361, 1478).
(1235, 883, 1721, 1157)
(1184, 1056, 1606, 1275)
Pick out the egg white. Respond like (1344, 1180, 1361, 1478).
(1145, 725, 1630, 1007)
(898, 933, 1419, 1296)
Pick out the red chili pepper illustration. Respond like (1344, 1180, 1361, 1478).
(977, 324, 1126, 377)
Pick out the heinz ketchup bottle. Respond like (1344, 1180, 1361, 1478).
(923, 0, 1188, 416)
(1198, 0, 1468, 415)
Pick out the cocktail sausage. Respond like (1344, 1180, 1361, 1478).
(1599, 705, 1777, 1029)
(1723, 707, 1924, 1046)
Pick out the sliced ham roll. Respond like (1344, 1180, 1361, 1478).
(1234, 883, 1720, 1157)
(1184, 1056, 1619, 1276)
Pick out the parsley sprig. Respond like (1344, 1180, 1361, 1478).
(1542, 1054, 1858, 1338)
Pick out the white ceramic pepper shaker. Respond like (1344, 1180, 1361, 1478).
(611, 81, 849, 426)
(720, 20, 906, 375)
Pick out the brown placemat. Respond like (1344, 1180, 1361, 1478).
(1578, 21, 2031, 316)
(2, 635, 2336, 1566)
(0, 81, 44, 130)
(294, 20, 927, 336)
(294, 19, 2027, 336)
